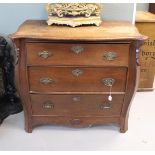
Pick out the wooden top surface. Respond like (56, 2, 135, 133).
(136, 11, 155, 22)
(11, 20, 147, 41)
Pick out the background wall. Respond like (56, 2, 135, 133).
(136, 3, 149, 11)
(0, 3, 135, 35)
(102, 3, 134, 22)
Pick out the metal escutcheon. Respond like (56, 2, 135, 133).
(72, 96, 81, 102)
(40, 78, 54, 85)
(102, 78, 115, 87)
(71, 46, 84, 54)
(100, 103, 111, 109)
(72, 68, 83, 77)
(38, 51, 52, 59)
(43, 101, 54, 109)
(71, 118, 81, 125)
(103, 51, 117, 61)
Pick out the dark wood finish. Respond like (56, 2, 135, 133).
(149, 3, 155, 14)
(32, 116, 120, 129)
(10, 20, 146, 133)
(31, 94, 124, 116)
(28, 67, 127, 92)
(26, 43, 129, 66)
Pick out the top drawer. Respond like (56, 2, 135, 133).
(26, 43, 129, 66)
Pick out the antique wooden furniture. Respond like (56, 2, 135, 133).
(0, 36, 22, 124)
(136, 11, 155, 91)
(11, 20, 146, 133)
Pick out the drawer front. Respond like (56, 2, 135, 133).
(28, 67, 127, 92)
(26, 43, 129, 66)
(31, 94, 124, 116)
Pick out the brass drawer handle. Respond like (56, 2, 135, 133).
(100, 103, 111, 110)
(72, 68, 83, 77)
(102, 78, 115, 87)
(71, 46, 84, 54)
(103, 51, 117, 61)
(43, 101, 54, 109)
(38, 51, 52, 59)
(40, 78, 54, 85)
(70, 118, 81, 125)
(72, 96, 81, 102)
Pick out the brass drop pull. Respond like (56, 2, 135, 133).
(71, 46, 84, 54)
(38, 51, 52, 59)
(72, 68, 83, 77)
(102, 78, 115, 102)
(71, 118, 81, 125)
(103, 51, 117, 61)
(72, 96, 81, 102)
(43, 101, 54, 109)
(40, 78, 54, 85)
(100, 103, 111, 110)
(102, 78, 115, 87)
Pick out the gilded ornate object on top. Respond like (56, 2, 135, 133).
(46, 3, 102, 27)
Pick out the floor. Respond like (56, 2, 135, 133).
(0, 89, 155, 150)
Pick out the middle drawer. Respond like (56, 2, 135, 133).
(28, 67, 127, 93)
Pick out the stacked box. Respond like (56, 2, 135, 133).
(136, 11, 155, 91)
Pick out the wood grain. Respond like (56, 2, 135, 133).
(31, 94, 124, 117)
(11, 20, 147, 41)
(28, 67, 127, 92)
(26, 42, 129, 67)
(136, 11, 155, 22)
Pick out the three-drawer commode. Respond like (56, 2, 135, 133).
(11, 20, 146, 133)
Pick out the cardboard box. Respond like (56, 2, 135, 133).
(136, 11, 155, 91)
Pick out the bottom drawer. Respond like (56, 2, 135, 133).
(31, 94, 124, 117)
(32, 115, 120, 128)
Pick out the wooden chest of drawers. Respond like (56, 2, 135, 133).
(11, 20, 146, 133)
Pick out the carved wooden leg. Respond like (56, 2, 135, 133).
(25, 124, 33, 133)
(120, 115, 128, 133)
(23, 109, 33, 133)
(24, 117, 33, 133)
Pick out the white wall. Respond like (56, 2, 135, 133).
(136, 3, 149, 11)
(102, 3, 134, 22)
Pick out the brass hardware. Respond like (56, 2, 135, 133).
(102, 78, 115, 87)
(72, 96, 81, 102)
(71, 118, 81, 125)
(103, 51, 117, 61)
(71, 46, 84, 54)
(43, 101, 54, 109)
(40, 78, 54, 85)
(100, 103, 111, 109)
(72, 68, 83, 77)
(38, 51, 51, 59)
